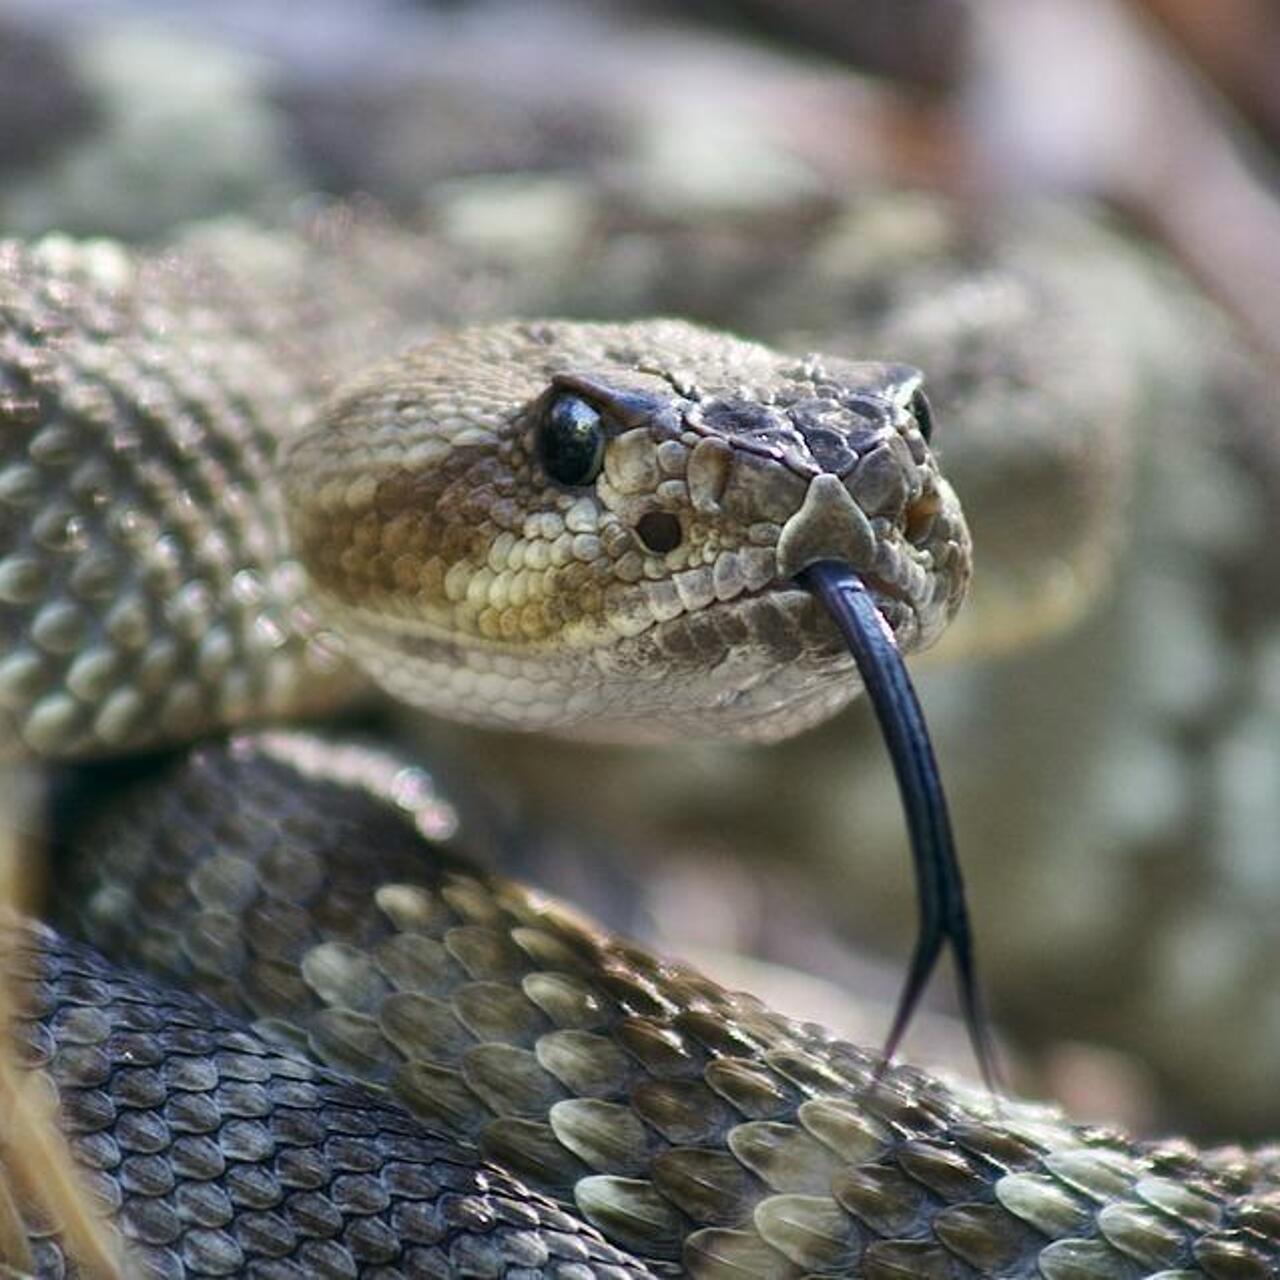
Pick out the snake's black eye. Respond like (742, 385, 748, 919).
(539, 394, 606, 486)
(910, 388, 934, 443)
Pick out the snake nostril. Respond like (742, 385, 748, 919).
(636, 510, 683, 554)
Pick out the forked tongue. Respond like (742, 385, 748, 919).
(799, 559, 1000, 1093)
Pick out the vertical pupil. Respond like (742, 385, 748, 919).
(541, 395, 603, 484)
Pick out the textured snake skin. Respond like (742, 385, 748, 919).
(0, 233, 380, 760)
(44, 733, 1280, 1278)
(6, 916, 656, 1279)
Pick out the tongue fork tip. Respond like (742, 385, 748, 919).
(797, 558, 1001, 1094)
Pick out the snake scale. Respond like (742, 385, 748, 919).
(2, 224, 1280, 1280)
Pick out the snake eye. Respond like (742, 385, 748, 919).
(539, 394, 606, 486)
(910, 388, 934, 443)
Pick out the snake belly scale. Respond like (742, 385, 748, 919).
(3, 230, 1280, 1278)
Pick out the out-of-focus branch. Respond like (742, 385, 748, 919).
(1129, 0, 1280, 152)
(967, 0, 1280, 366)
(0, 780, 123, 1278)
(644, 0, 970, 91)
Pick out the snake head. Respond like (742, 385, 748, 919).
(286, 319, 971, 741)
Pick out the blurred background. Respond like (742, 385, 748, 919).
(2, 0, 1279, 1143)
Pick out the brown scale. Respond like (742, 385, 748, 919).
(0, 240, 369, 758)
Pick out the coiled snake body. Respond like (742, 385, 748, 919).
(2, 233, 1278, 1278)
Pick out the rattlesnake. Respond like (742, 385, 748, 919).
(1, 221, 1278, 1280)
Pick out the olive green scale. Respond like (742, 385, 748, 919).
(55, 733, 1280, 1278)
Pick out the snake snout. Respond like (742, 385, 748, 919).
(722, 360, 971, 658)
(775, 475, 878, 580)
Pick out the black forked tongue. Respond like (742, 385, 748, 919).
(799, 560, 1001, 1093)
